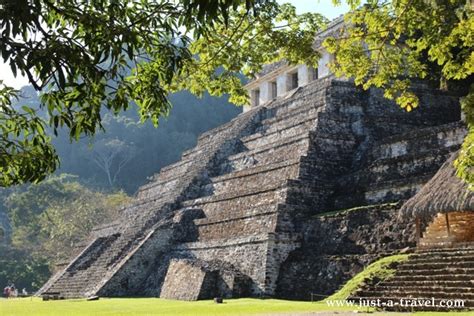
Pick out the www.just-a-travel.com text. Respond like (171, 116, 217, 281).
(326, 298, 465, 309)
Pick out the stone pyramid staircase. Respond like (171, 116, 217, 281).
(38, 101, 268, 298)
(350, 245, 474, 311)
(160, 78, 353, 297)
(39, 78, 340, 298)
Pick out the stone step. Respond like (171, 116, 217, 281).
(241, 120, 314, 150)
(415, 246, 474, 255)
(139, 160, 199, 196)
(388, 274, 474, 282)
(284, 179, 333, 210)
(308, 132, 358, 154)
(196, 211, 279, 241)
(337, 145, 452, 196)
(265, 78, 331, 117)
(311, 111, 360, 137)
(421, 232, 453, 239)
(181, 184, 285, 215)
(182, 179, 324, 218)
(154, 107, 265, 184)
(227, 133, 311, 171)
(362, 147, 454, 184)
(363, 174, 432, 205)
(195, 202, 309, 225)
(379, 279, 474, 288)
(374, 285, 474, 293)
(418, 240, 455, 248)
(158, 156, 195, 175)
(398, 261, 474, 270)
(193, 202, 308, 233)
(137, 177, 193, 201)
(195, 105, 263, 146)
(418, 241, 474, 249)
(213, 158, 301, 183)
(370, 121, 465, 160)
(424, 219, 473, 231)
(257, 109, 320, 135)
(194, 202, 280, 225)
(355, 290, 474, 301)
(396, 267, 474, 276)
(407, 254, 474, 264)
(260, 100, 324, 128)
(211, 159, 301, 195)
(423, 229, 471, 239)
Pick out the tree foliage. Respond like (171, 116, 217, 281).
(0, 82, 57, 186)
(0, 174, 128, 290)
(8, 86, 241, 193)
(91, 138, 136, 188)
(324, 0, 473, 188)
(0, 0, 325, 186)
(3, 0, 470, 187)
(173, 3, 326, 104)
(0, 243, 50, 291)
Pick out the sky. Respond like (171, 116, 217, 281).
(0, 0, 350, 89)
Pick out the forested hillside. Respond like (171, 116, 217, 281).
(14, 86, 242, 193)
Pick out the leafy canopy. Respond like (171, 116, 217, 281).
(0, 0, 325, 186)
(324, 0, 473, 188)
(5, 174, 129, 267)
(2, 174, 129, 289)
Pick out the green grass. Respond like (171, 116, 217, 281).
(1, 296, 472, 315)
(0, 297, 360, 316)
(0, 254, 468, 316)
(326, 254, 409, 301)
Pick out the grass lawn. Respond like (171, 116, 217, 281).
(0, 255, 470, 316)
(2, 297, 473, 315)
(0, 297, 361, 316)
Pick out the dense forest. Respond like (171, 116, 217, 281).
(13, 85, 242, 194)
(0, 86, 241, 291)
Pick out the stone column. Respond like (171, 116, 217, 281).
(276, 73, 288, 97)
(297, 65, 310, 86)
(318, 50, 333, 78)
(259, 81, 272, 104)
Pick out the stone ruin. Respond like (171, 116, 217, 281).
(38, 18, 466, 301)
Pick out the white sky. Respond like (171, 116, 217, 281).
(0, 0, 350, 89)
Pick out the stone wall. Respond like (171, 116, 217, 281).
(160, 259, 252, 300)
(160, 259, 211, 300)
(276, 203, 416, 300)
(171, 234, 272, 296)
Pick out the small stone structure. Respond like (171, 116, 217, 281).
(38, 19, 466, 301)
(160, 259, 251, 300)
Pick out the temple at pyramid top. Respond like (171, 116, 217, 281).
(244, 16, 344, 110)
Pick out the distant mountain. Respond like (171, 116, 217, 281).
(12, 86, 242, 193)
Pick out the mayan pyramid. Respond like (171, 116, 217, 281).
(38, 19, 466, 300)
